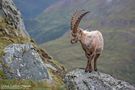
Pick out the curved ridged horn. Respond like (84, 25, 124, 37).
(71, 10, 90, 33)
(71, 10, 80, 30)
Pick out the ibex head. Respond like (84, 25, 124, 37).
(70, 10, 90, 44)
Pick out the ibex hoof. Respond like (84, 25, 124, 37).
(88, 70, 92, 73)
(85, 69, 92, 73)
(89, 71, 92, 73)
(94, 68, 98, 71)
(85, 70, 88, 72)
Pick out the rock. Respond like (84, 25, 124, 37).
(2, 44, 50, 80)
(64, 69, 135, 90)
(1, 0, 29, 37)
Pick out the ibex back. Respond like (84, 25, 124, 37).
(70, 10, 104, 72)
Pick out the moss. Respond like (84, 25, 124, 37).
(0, 70, 7, 79)
(0, 17, 7, 29)
(47, 68, 66, 90)
(0, 39, 12, 80)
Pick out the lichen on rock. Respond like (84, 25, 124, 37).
(2, 44, 50, 80)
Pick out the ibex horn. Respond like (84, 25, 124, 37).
(71, 10, 90, 33)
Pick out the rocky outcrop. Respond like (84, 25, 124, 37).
(1, 0, 29, 37)
(64, 69, 135, 90)
(2, 44, 50, 80)
(0, 0, 66, 89)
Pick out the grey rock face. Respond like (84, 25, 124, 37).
(64, 69, 135, 90)
(2, 44, 50, 80)
(1, 0, 29, 37)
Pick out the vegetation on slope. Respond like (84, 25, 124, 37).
(0, 1, 66, 89)
(0, 17, 30, 79)
(0, 16, 66, 90)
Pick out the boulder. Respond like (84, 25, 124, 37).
(2, 44, 50, 80)
(64, 69, 135, 90)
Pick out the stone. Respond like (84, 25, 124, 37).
(64, 69, 135, 90)
(2, 44, 50, 80)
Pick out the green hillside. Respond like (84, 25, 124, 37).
(29, 0, 135, 43)
(40, 0, 135, 84)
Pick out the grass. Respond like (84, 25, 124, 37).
(0, 80, 66, 90)
(0, 16, 66, 89)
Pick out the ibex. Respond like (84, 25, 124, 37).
(70, 10, 104, 72)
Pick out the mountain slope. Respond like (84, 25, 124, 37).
(0, 0, 66, 89)
(41, 0, 135, 84)
(29, 0, 135, 43)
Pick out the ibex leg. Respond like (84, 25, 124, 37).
(85, 54, 94, 72)
(88, 55, 95, 72)
(85, 59, 89, 72)
(94, 54, 100, 71)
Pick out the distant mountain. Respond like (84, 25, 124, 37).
(13, 0, 60, 19)
(13, 0, 60, 41)
(41, 0, 135, 84)
(28, 0, 135, 43)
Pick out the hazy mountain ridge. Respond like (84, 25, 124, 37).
(13, 0, 60, 37)
(13, 0, 60, 19)
(26, 0, 135, 43)
(41, 0, 135, 84)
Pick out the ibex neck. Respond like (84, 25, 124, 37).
(78, 28, 93, 44)
(77, 28, 86, 42)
